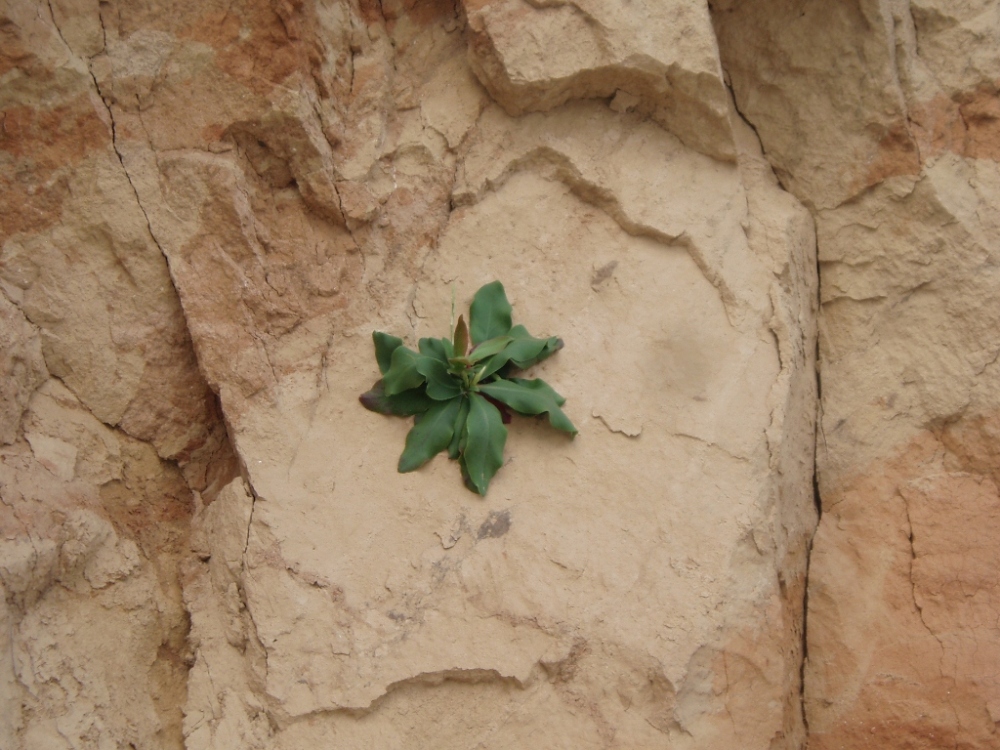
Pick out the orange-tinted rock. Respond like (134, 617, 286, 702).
(865, 81, 1000, 186)
(462, 0, 735, 161)
(0, 381, 195, 748)
(714, 3, 1000, 747)
(15, 0, 1000, 747)
(0, 293, 47, 445)
(806, 430, 1000, 749)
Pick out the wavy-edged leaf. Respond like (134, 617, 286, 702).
(398, 398, 462, 473)
(479, 325, 559, 378)
(478, 377, 576, 435)
(447, 396, 470, 459)
(513, 336, 563, 369)
(509, 376, 566, 407)
(416, 355, 462, 401)
(419, 336, 454, 364)
(469, 281, 512, 344)
(463, 393, 507, 494)
(469, 335, 513, 364)
(360, 379, 434, 416)
(459, 453, 477, 493)
(383, 345, 425, 395)
(453, 315, 469, 357)
(450, 335, 515, 372)
(373, 331, 404, 375)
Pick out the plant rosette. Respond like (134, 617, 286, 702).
(360, 281, 577, 495)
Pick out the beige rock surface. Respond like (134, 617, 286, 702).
(9, 0, 814, 746)
(461, 0, 736, 161)
(1, 1, 234, 747)
(804, 160, 1000, 749)
(0, 293, 47, 446)
(1, 381, 194, 749)
(714, 0, 1000, 747)
(11, 0, 999, 747)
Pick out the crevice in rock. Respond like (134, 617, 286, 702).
(795, 118, 826, 749)
(342, 668, 526, 717)
(44, 0, 70, 50)
(592, 412, 642, 438)
(900, 492, 945, 655)
(454, 145, 740, 318)
(724, 79, 767, 164)
(243, 480, 258, 557)
(85, 77, 164, 280)
(797, 470, 819, 739)
(713, 33, 824, 748)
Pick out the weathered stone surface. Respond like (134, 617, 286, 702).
(3, 0, 818, 746)
(806, 431, 1000, 750)
(0, 381, 193, 749)
(805, 159, 1000, 750)
(714, 1, 1000, 746)
(152, 3, 817, 747)
(0, 293, 47, 446)
(21, 0, 1000, 747)
(714, 0, 1000, 211)
(1, 2, 233, 747)
(0, 0, 220, 465)
(463, 0, 736, 161)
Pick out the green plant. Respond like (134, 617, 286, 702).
(360, 281, 576, 495)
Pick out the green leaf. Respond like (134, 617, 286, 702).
(359, 379, 435, 416)
(419, 337, 454, 363)
(478, 377, 576, 435)
(447, 396, 470, 459)
(510, 376, 566, 407)
(383, 345, 425, 395)
(469, 281, 513, 344)
(506, 326, 563, 371)
(468, 335, 513, 363)
(398, 398, 462, 473)
(362, 282, 573, 494)
(373, 332, 404, 375)
(459, 453, 477, 493)
(463, 393, 507, 494)
(512, 336, 563, 370)
(416, 355, 462, 401)
(479, 325, 558, 378)
(527, 337, 564, 368)
(453, 315, 469, 357)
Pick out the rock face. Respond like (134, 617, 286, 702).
(1, 0, 995, 749)
(715, 0, 1000, 747)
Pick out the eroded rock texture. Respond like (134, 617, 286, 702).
(4, 0, 994, 748)
(715, 0, 1000, 747)
(3, 0, 817, 746)
(1, 1, 236, 746)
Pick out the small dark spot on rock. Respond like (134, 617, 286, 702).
(591, 260, 618, 288)
(477, 509, 511, 540)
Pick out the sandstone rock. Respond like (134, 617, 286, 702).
(0, 381, 195, 749)
(0, 293, 47, 445)
(184, 479, 272, 750)
(0, 0, 220, 465)
(713, 1, 1000, 746)
(164, 5, 817, 746)
(804, 158, 1000, 750)
(713, 0, 1000, 211)
(713, 0, 914, 210)
(462, 0, 736, 162)
(1, 4, 232, 748)
(29, 0, 1000, 747)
